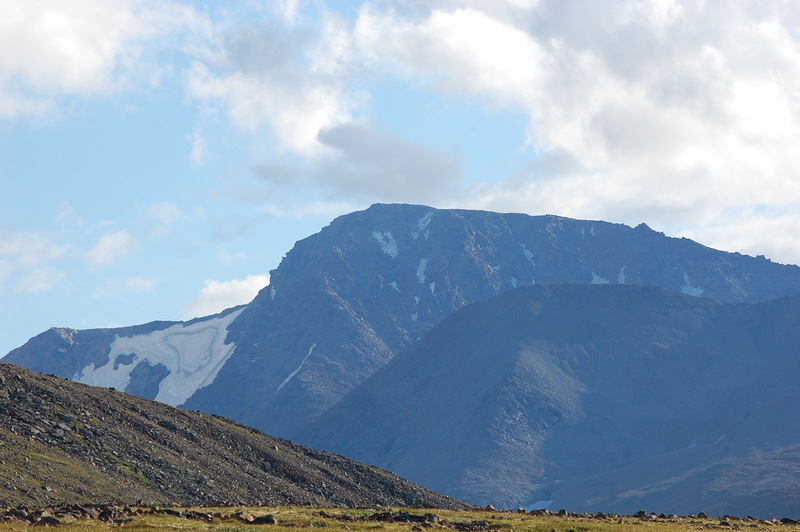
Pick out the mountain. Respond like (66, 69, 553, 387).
(0, 360, 470, 509)
(6, 204, 800, 441)
(301, 283, 800, 518)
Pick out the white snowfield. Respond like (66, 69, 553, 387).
(74, 308, 244, 407)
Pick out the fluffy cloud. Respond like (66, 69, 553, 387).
(347, 0, 800, 263)
(0, 0, 203, 118)
(0, 230, 68, 293)
(181, 274, 269, 320)
(187, 10, 362, 155)
(7, 0, 799, 264)
(88, 229, 132, 267)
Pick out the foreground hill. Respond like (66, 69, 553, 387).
(302, 284, 800, 518)
(7, 204, 800, 441)
(0, 361, 469, 510)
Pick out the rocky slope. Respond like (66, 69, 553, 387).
(0, 361, 470, 510)
(305, 284, 800, 517)
(301, 283, 800, 518)
(6, 204, 800, 441)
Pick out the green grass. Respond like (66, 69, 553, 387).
(2, 507, 799, 532)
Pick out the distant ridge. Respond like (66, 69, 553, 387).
(0, 361, 470, 509)
(303, 283, 800, 518)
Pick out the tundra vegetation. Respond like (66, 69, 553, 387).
(2, 505, 800, 532)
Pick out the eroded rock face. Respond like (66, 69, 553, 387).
(7, 204, 800, 442)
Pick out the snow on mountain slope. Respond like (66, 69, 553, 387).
(74, 308, 244, 406)
(8, 203, 800, 442)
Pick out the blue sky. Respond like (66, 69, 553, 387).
(2, 0, 800, 357)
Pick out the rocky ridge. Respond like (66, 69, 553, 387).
(0, 361, 470, 510)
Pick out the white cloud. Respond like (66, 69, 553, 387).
(345, 0, 800, 265)
(15, 268, 67, 294)
(277, 0, 301, 25)
(187, 9, 364, 155)
(8, 0, 794, 265)
(0, 0, 205, 119)
(148, 201, 182, 226)
(88, 229, 132, 267)
(0, 230, 67, 266)
(181, 274, 269, 320)
(0, 230, 69, 293)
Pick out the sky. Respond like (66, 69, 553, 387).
(2, 0, 800, 357)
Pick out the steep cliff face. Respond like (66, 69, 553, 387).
(7, 204, 800, 440)
(302, 284, 800, 518)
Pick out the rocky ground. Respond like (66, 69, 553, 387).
(3, 505, 800, 529)
(0, 361, 471, 510)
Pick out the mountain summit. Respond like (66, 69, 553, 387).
(7, 204, 800, 440)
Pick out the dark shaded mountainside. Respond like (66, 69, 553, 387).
(303, 284, 800, 519)
(0, 361, 470, 510)
(8, 204, 800, 443)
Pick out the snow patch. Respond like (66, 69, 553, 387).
(372, 232, 398, 259)
(414, 296, 420, 305)
(681, 273, 704, 297)
(416, 258, 428, 283)
(412, 211, 433, 240)
(714, 435, 726, 445)
(590, 225, 595, 236)
(617, 265, 627, 284)
(277, 343, 316, 394)
(390, 281, 400, 292)
(75, 308, 244, 407)
(510, 276, 517, 288)
(591, 273, 609, 284)
(429, 282, 436, 296)
(520, 244, 535, 267)
(270, 287, 276, 300)
(410, 313, 418, 322)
